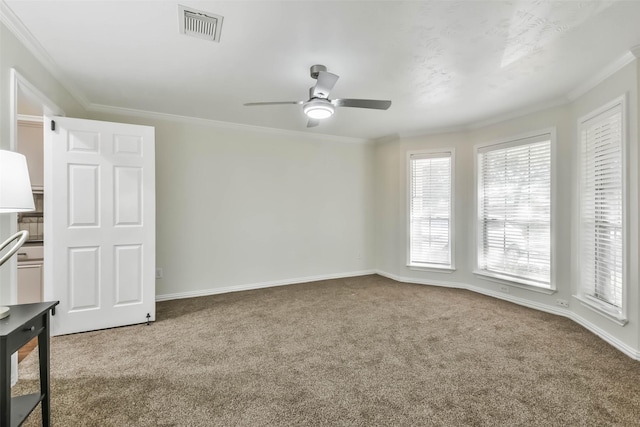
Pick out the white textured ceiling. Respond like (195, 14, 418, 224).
(4, 0, 640, 140)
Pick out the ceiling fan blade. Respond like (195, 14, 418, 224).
(244, 101, 303, 106)
(307, 119, 320, 128)
(332, 99, 392, 110)
(312, 71, 339, 98)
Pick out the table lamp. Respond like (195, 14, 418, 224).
(0, 149, 35, 319)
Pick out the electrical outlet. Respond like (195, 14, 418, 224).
(155, 268, 163, 279)
(499, 285, 509, 293)
(556, 299, 569, 308)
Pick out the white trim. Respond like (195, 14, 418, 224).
(156, 268, 640, 360)
(399, 123, 470, 140)
(400, 48, 638, 140)
(398, 98, 568, 140)
(87, 103, 371, 145)
(0, 1, 90, 109)
(8, 68, 64, 388)
(577, 94, 626, 125)
(408, 265, 456, 274)
(17, 114, 43, 123)
(567, 305, 637, 357)
(2, 0, 637, 144)
(465, 98, 568, 133)
(10, 70, 63, 306)
(575, 295, 628, 326)
(575, 95, 628, 323)
(474, 128, 555, 153)
(375, 270, 640, 360)
(10, 69, 64, 160)
(473, 128, 556, 290)
(0, 2, 368, 145)
(473, 270, 555, 295)
(155, 269, 376, 302)
(406, 148, 455, 270)
(568, 51, 636, 101)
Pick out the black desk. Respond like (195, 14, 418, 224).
(0, 301, 58, 427)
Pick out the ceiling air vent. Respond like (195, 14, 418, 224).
(178, 5, 223, 42)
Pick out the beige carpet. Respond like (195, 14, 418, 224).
(14, 275, 640, 426)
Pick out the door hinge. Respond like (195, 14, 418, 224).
(51, 120, 56, 131)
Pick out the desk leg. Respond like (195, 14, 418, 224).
(0, 340, 10, 426)
(38, 313, 51, 427)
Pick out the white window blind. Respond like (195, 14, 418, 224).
(477, 136, 551, 287)
(579, 103, 624, 314)
(409, 152, 452, 268)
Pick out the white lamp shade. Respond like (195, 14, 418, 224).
(0, 150, 35, 213)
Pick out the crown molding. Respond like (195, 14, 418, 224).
(0, 0, 90, 109)
(464, 96, 568, 132)
(567, 50, 637, 101)
(87, 103, 371, 145)
(398, 96, 567, 140)
(398, 122, 468, 139)
(1, 2, 369, 144)
(3, 0, 637, 144)
(372, 134, 401, 145)
(400, 48, 639, 141)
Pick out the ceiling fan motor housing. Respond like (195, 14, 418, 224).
(310, 64, 327, 80)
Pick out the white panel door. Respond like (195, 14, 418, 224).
(44, 116, 155, 336)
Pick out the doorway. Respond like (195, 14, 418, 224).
(8, 69, 64, 381)
(10, 69, 64, 308)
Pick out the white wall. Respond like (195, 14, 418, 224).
(374, 60, 640, 357)
(87, 112, 376, 299)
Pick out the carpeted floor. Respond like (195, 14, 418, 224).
(14, 275, 640, 426)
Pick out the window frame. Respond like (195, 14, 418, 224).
(406, 148, 455, 272)
(575, 95, 628, 325)
(473, 128, 556, 291)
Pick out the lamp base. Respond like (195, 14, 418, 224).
(0, 306, 9, 319)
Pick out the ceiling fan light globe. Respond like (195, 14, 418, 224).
(303, 100, 334, 119)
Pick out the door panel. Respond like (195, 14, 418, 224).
(114, 166, 142, 225)
(44, 116, 155, 336)
(68, 246, 100, 311)
(68, 164, 100, 226)
(114, 244, 143, 305)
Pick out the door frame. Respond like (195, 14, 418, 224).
(9, 69, 64, 304)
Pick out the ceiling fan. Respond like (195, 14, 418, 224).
(244, 65, 392, 128)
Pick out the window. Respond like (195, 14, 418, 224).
(476, 133, 552, 288)
(408, 151, 453, 269)
(578, 98, 626, 322)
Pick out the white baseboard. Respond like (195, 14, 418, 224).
(155, 269, 376, 302)
(156, 268, 639, 360)
(375, 269, 640, 361)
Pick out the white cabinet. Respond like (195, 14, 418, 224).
(17, 262, 43, 304)
(17, 247, 44, 304)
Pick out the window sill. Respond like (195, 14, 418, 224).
(575, 295, 627, 326)
(408, 264, 456, 274)
(473, 270, 555, 295)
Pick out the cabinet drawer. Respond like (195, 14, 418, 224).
(7, 313, 44, 353)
